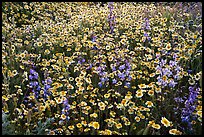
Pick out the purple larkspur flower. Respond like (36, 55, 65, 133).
(110, 26, 114, 33)
(44, 84, 51, 90)
(125, 70, 130, 75)
(92, 36, 97, 42)
(108, 2, 115, 34)
(46, 78, 52, 84)
(156, 65, 162, 71)
(77, 60, 81, 64)
(127, 75, 132, 81)
(144, 32, 148, 37)
(174, 97, 184, 103)
(112, 79, 117, 84)
(33, 72, 38, 79)
(160, 59, 167, 67)
(118, 72, 125, 80)
(29, 75, 34, 80)
(99, 71, 105, 76)
(119, 64, 126, 71)
(65, 104, 70, 111)
(125, 82, 130, 88)
(29, 81, 39, 87)
(86, 63, 93, 70)
(187, 69, 193, 74)
(143, 18, 151, 30)
(173, 53, 178, 59)
(30, 69, 35, 75)
(29, 81, 34, 87)
(111, 66, 116, 71)
(174, 66, 181, 72)
(93, 46, 98, 50)
(97, 66, 102, 72)
(34, 81, 39, 86)
(32, 89, 39, 98)
(77, 57, 86, 64)
(43, 77, 52, 100)
(100, 77, 106, 83)
(29, 69, 38, 80)
(59, 120, 64, 125)
(108, 2, 114, 8)
(82, 58, 85, 63)
(181, 85, 199, 131)
(173, 74, 180, 80)
(60, 99, 70, 121)
(98, 82, 103, 88)
(162, 68, 170, 75)
(156, 75, 161, 81)
(163, 68, 172, 77)
(168, 79, 177, 88)
(169, 60, 177, 67)
(126, 63, 131, 69)
(157, 75, 168, 86)
(36, 85, 41, 91)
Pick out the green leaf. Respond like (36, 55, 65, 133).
(25, 129, 31, 135)
(136, 128, 144, 135)
(2, 111, 15, 135)
(155, 131, 161, 135)
(143, 126, 150, 135)
(34, 117, 55, 135)
(129, 123, 136, 133)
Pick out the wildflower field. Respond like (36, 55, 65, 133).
(2, 2, 202, 135)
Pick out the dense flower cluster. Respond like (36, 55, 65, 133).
(181, 85, 199, 132)
(2, 2, 202, 135)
